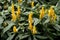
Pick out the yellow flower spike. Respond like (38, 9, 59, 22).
(32, 26, 37, 34)
(28, 12, 33, 31)
(31, 1, 34, 8)
(11, 13, 17, 22)
(18, 0, 22, 3)
(28, 12, 33, 23)
(48, 6, 57, 22)
(17, 6, 21, 15)
(48, 6, 55, 17)
(39, 6, 45, 20)
(11, 3, 17, 22)
(13, 26, 18, 33)
(53, 14, 57, 21)
(11, 3, 14, 14)
(29, 23, 33, 31)
(16, 6, 21, 19)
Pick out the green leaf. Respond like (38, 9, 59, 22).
(56, 0, 60, 7)
(43, 19, 49, 24)
(55, 24, 60, 28)
(33, 18, 40, 26)
(22, 12, 29, 15)
(28, 36, 31, 40)
(33, 36, 37, 40)
(8, 6, 11, 12)
(18, 34, 29, 40)
(7, 34, 15, 40)
(53, 24, 60, 31)
(3, 21, 14, 33)
(36, 35, 48, 39)
(0, 16, 4, 24)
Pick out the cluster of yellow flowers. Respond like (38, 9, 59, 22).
(48, 6, 57, 22)
(28, 12, 37, 34)
(39, 6, 57, 22)
(11, 0, 57, 33)
(11, 3, 21, 22)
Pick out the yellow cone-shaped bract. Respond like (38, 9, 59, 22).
(13, 26, 18, 33)
(11, 13, 17, 22)
(28, 12, 33, 23)
(16, 6, 21, 19)
(32, 26, 37, 34)
(48, 6, 57, 22)
(48, 7, 55, 17)
(39, 6, 45, 20)
(28, 12, 33, 31)
(17, 6, 21, 15)
(11, 3, 14, 14)
(11, 3, 17, 22)
(31, 1, 34, 8)
(18, 0, 22, 3)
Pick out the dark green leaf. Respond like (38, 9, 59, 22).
(36, 35, 48, 39)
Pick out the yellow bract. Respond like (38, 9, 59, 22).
(28, 12, 37, 34)
(28, 12, 33, 31)
(32, 26, 37, 34)
(18, 0, 22, 3)
(48, 6, 57, 22)
(11, 3, 17, 22)
(13, 26, 18, 33)
(39, 7, 45, 20)
(29, 23, 33, 31)
(16, 6, 21, 19)
(11, 13, 17, 22)
(11, 3, 14, 14)
(48, 7, 55, 17)
(31, 1, 34, 8)
(17, 6, 21, 15)
(28, 12, 33, 23)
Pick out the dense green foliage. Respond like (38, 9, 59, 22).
(0, 0, 60, 40)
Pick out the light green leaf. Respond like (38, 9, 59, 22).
(28, 36, 31, 40)
(54, 24, 60, 31)
(0, 16, 4, 24)
(43, 19, 49, 24)
(33, 18, 40, 26)
(18, 34, 29, 40)
(7, 34, 15, 40)
(3, 21, 14, 33)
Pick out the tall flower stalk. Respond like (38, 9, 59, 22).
(48, 6, 57, 22)
(28, 12, 37, 34)
(11, 3, 17, 22)
(28, 12, 33, 31)
(39, 6, 45, 20)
